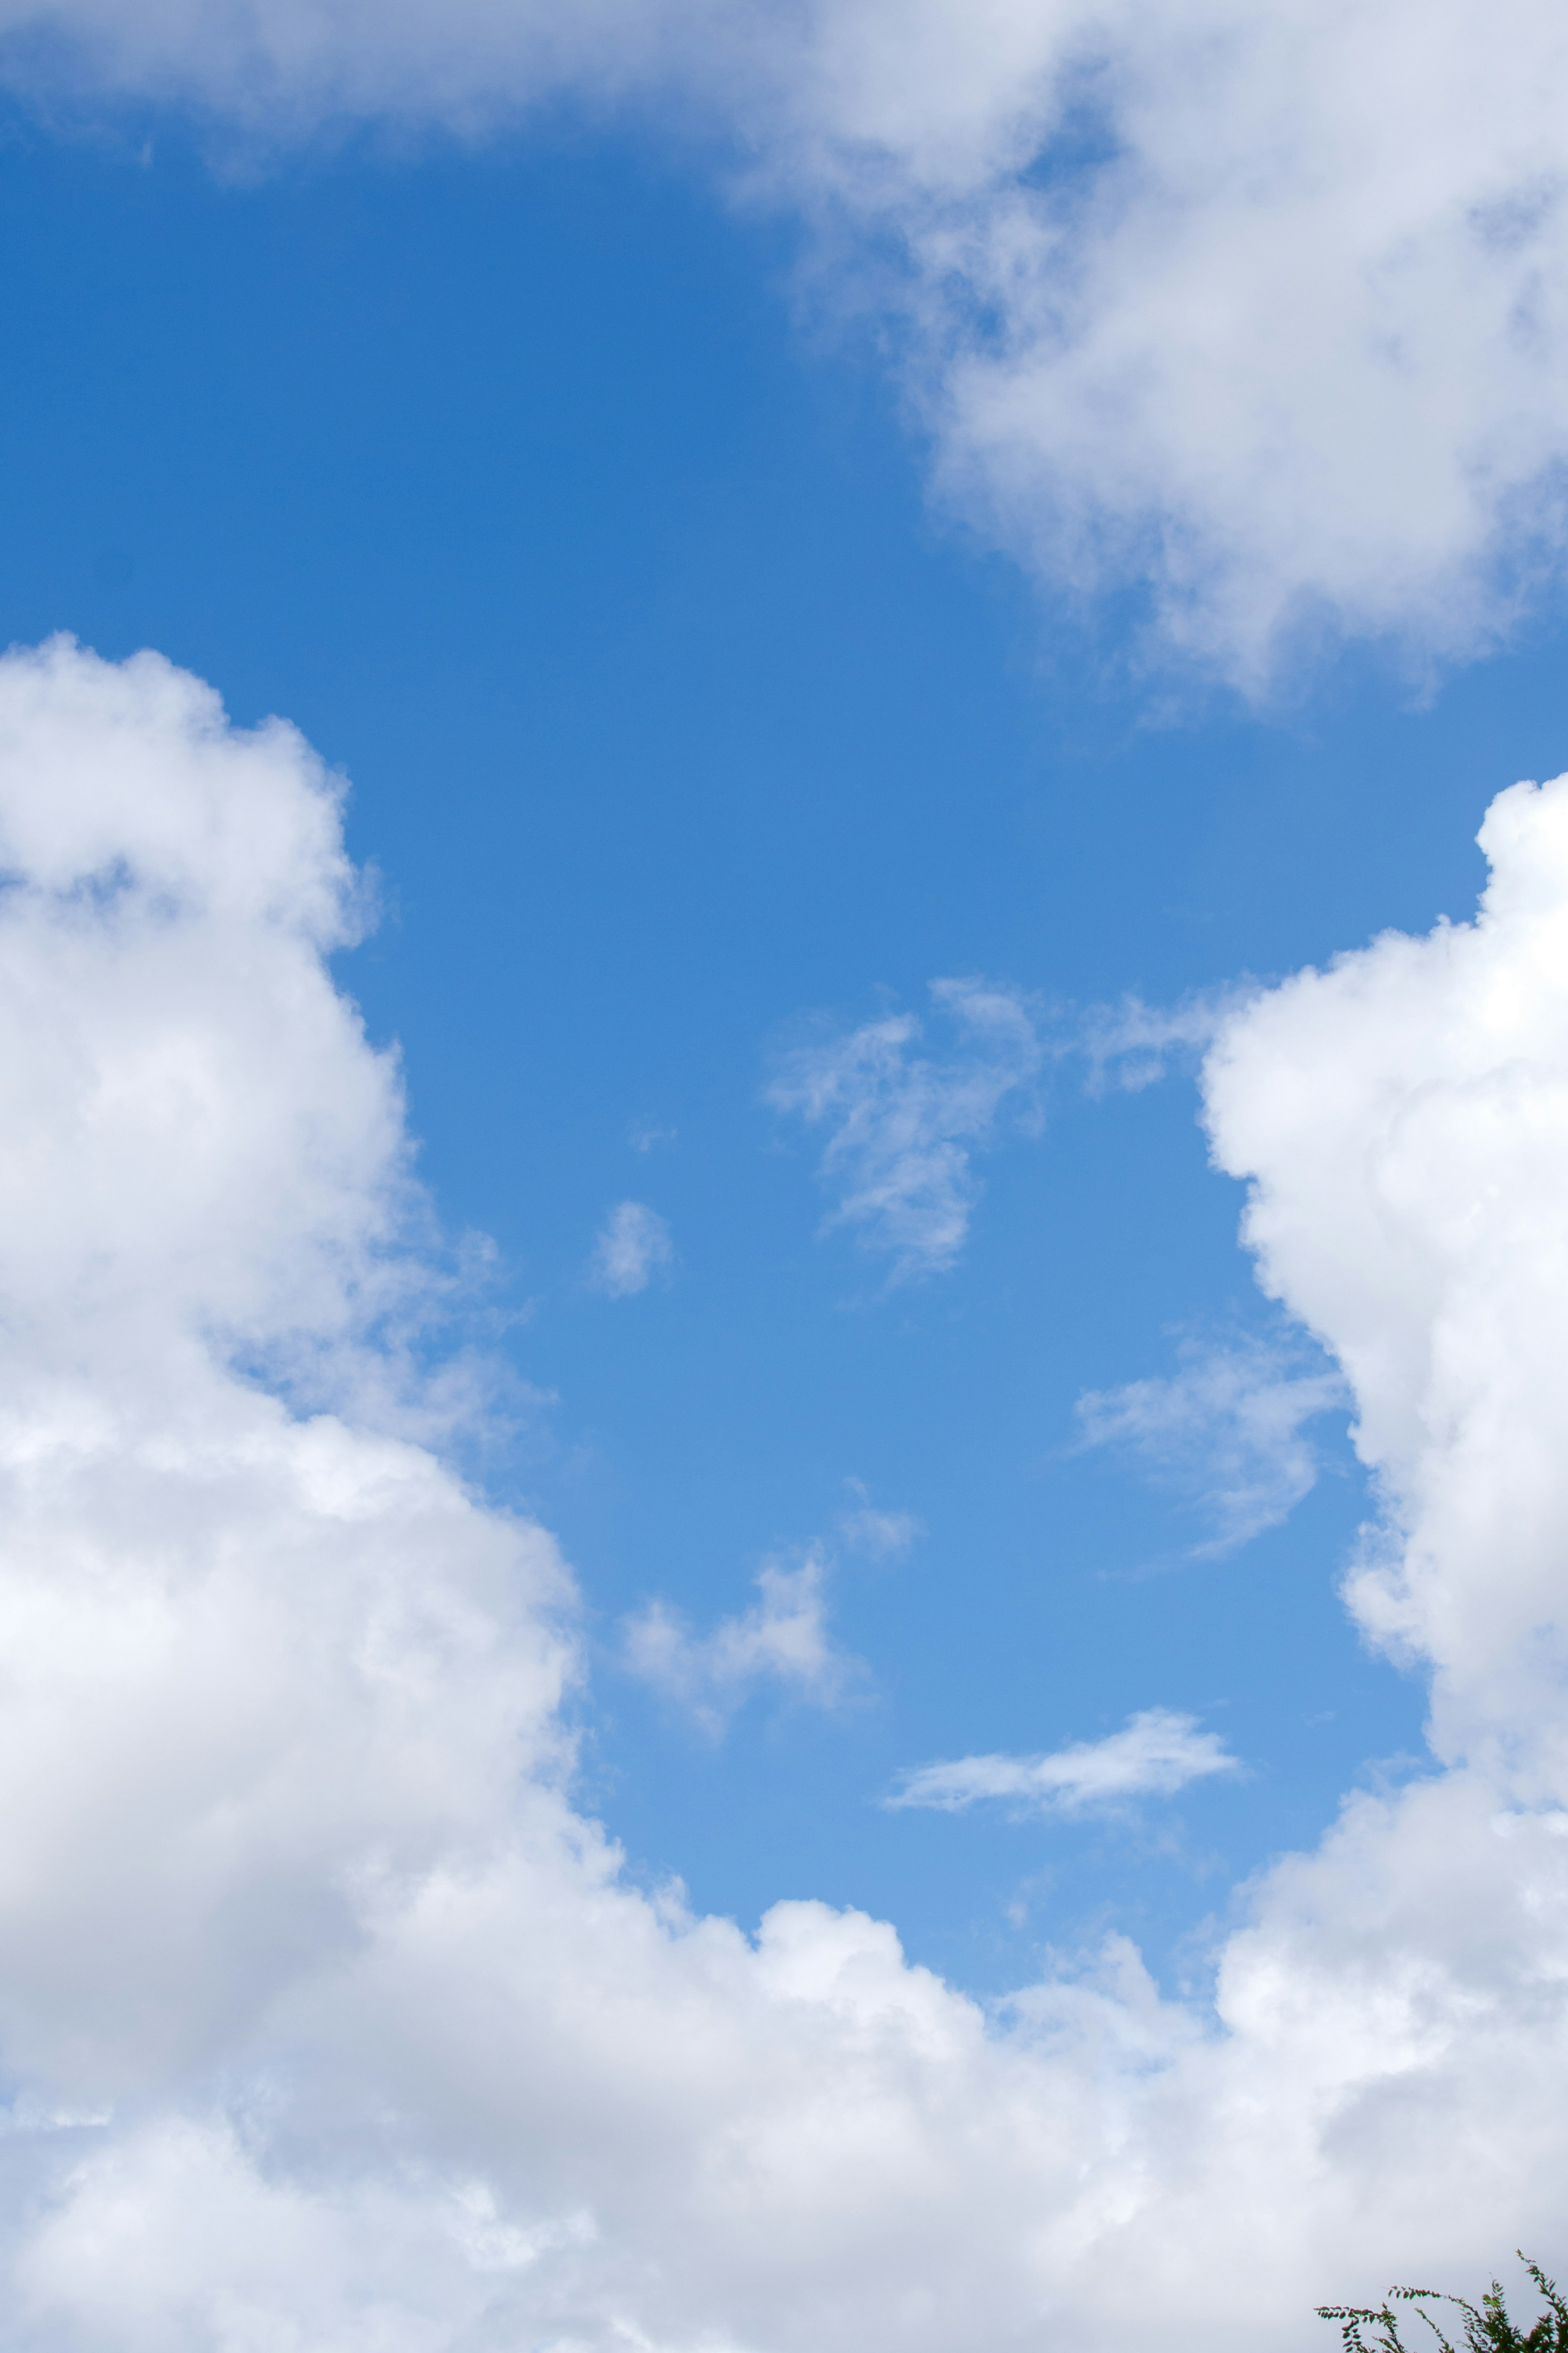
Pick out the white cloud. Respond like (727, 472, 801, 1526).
(622, 1544, 855, 1733)
(1201, 771, 1568, 1762)
(624, 1494, 918, 1734)
(889, 1708, 1239, 1815)
(1077, 988, 1258, 1095)
(836, 1488, 922, 1560)
(747, 0, 1568, 685)
(587, 1198, 673, 1296)
(4, 4, 1568, 677)
(768, 976, 1042, 1280)
(9, 641, 1568, 2349)
(1075, 1332, 1350, 1554)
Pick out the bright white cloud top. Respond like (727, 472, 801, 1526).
(5, 632, 1568, 2347)
(5, 0, 1568, 678)
(888, 1708, 1239, 1815)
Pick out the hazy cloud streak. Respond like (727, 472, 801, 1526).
(887, 1708, 1239, 1815)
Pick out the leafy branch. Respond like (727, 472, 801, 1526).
(1319, 2256, 1568, 2353)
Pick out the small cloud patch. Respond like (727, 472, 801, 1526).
(588, 1201, 673, 1299)
(886, 1708, 1238, 1817)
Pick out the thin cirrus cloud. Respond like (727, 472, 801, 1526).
(4, 1, 1568, 681)
(767, 976, 1042, 1282)
(586, 1198, 673, 1297)
(9, 638, 1568, 2344)
(887, 1709, 1240, 1817)
(1074, 1332, 1351, 1555)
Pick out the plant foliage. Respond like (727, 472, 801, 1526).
(1319, 2257, 1568, 2353)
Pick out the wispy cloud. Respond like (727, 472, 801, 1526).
(1074, 1332, 1348, 1555)
(767, 977, 1042, 1283)
(622, 1548, 857, 1736)
(835, 1500, 922, 1562)
(587, 1200, 673, 1299)
(886, 1710, 1239, 1817)
(1076, 987, 1258, 1095)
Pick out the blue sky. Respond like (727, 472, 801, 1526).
(4, 20, 1568, 2345)
(1, 108, 1559, 1983)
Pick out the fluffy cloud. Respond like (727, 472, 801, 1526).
(888, 1707, 1238, 1815)
(1075, 1330, 1349, 1553)
(768, 977, 1042, 1280)
(8, 638, 1568, 2349)
(1203, 771, 1568, 1769)
(6, 2, 1568, 676)
(588, 1198, 674, 1297)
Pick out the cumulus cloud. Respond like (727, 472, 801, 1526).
(9, 639, 1568, 2350)
(889, 1708, 1238, 1815)
(768, 976, 1042, 1280)
(587, 1198, 673, 1296)
(622, 1545, 855, 1733)
(4, 4, 1568, 677)
(1075, 1331, 1350, 1554)
(1202, 772, 1568, 1764)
